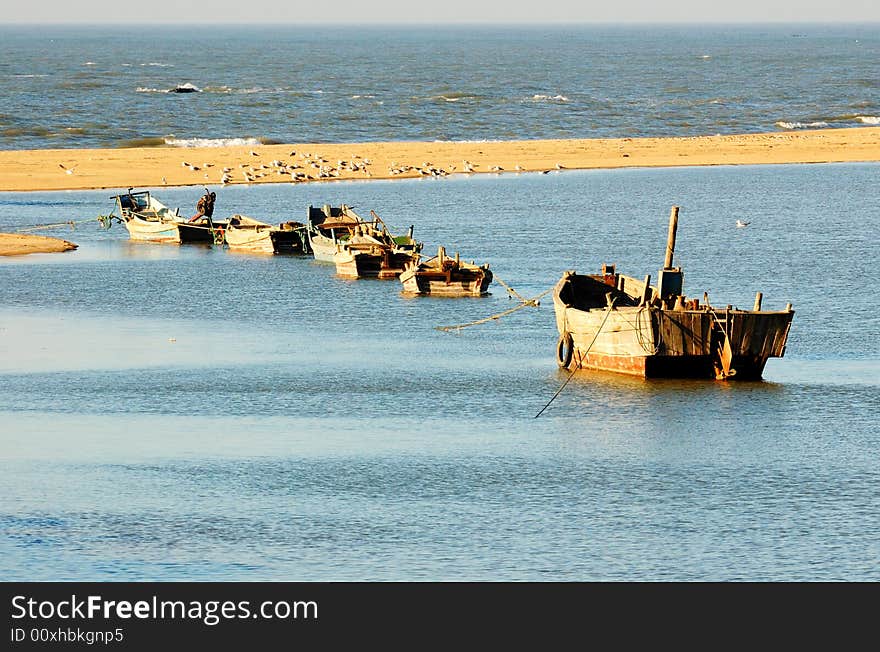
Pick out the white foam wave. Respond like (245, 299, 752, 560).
(12, 74, 48, 78)
(136, 87, 166, 93)
(164, 137, 263, 148)
(84, 61, 96, 66)
(775, 121, 829, 130)
(530, 94, 569, 102)
(350, 94, 376, 99)
(141, 62, 173, 67)
(856, 115, 880, 125)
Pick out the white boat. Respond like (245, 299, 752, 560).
(111, 189, 223, 244)
(306, 204, 362, 262)
(225, 214, 310, 254)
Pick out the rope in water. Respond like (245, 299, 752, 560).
(17, 217, 112, 232)
(434, 275, 554, 332)
(533, 298, 617, 419)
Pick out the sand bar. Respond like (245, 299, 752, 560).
(0, 127, 878, 193)
(0, 232, 78, 256)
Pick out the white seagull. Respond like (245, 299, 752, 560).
(59, 163, 76, 175)
(736, 220, 751, 228)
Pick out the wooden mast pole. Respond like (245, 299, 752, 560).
(664, 205, 679, 269)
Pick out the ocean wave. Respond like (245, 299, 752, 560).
(141, 62, 173, 67)
(429, 92, 482, 103)
(163, 136, 263, 147)
(856, 115, 880, 125)
(775, 121, 829, 130)
(12, 74, 48, 78)
(118, 137, 167, 148)
(529, 94, 569, 102)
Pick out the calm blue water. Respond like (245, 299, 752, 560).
(1, 163, 878, 580)
(1, 24, 878, 149)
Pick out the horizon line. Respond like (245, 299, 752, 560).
(1, 20, 879, 26)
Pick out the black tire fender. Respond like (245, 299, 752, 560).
(556, 332, 574, 369)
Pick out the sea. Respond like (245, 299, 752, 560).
(1, 25, 879, 581)
(0, 24, 878, 148)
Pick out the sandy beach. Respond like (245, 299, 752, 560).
(2, 127, 878, 255)
(1, 127, 878, 193)
(0, 232, 78, 256)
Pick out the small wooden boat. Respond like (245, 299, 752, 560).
(111, 189, 225, 244)
(306, 204, 361, 262)
(308, 205, 421, 278)
(224, 214, 311, 254)
(552, 206, 794, 380)
(333, 229, 417, 279)
(399, 246, 493, 296)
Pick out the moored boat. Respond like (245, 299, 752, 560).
(225, 214, 311, 254)
(308, 204, 421, 278)
(306, 204, 362, 262)
(111, 189, 224, 244)
(399, 246, 493, 296)
(552, 206, 794, 380)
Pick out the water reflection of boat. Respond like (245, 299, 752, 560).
(225, 215, 311, 254)
(399, 246, 493, 296)
(111, 189, 224, 244)
(552, 206, 794, 380)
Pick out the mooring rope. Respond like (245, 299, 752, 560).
(17, 217, 109, 232)
(493, 274, 531, 304)
(434, 276, 554, 332)
(533, 298, 617, 419)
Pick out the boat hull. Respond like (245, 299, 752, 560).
(309, 233, 343, 262)
(226, 227, 308, 254)
(399, 266, 492, 296)
(553, 275, 794, 380)
(335, 249, 414, 279)
(124, 218, 214, 244)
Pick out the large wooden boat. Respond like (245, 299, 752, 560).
(552, 206, 794, 380)
(111, 189, 224, 244)
(399, 246, 493, 296)
(224, 214, 311, 254)
(307, 205, 421, 278)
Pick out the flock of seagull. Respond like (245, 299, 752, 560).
(57, 150, 573, 186)
(56, 153, 754, 228)
(174, 150, 376, 185)
(164, 150, 572, 186)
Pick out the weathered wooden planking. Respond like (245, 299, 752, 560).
(656, 311, 712, 356)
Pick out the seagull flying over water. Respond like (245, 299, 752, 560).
(736, 220, 751, 228)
